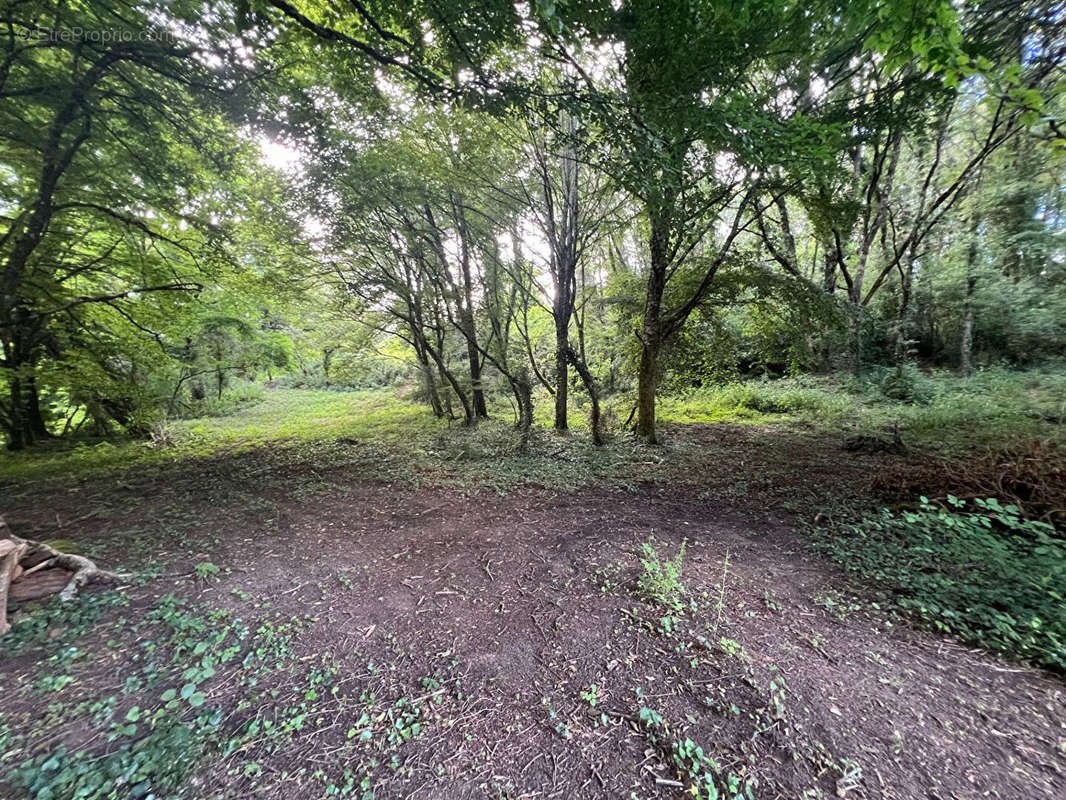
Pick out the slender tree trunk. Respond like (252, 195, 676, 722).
(566, 347, 602, 446)
(322, 348, 335, 389)
(422, 363, 443, 417)
(439, 366, 455, 419)
(894, 255, 919, 370)
(551, 111, 580, 432)
(458, 306, 487, 418)
(512, 367, 534, 453)
(554, 324, 569, 430)
(959, 212, 981, 376)
(636, 218, 668, 443)
(453, 201, 488, 418)
(411, 336, 443, 417)
(427, 344, 474, 426)
(847, 299, 862, 377)
(411, 349, 437, 416)
(960, 276, 976, 376)
(822, 247, 837, 294)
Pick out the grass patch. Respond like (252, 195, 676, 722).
(812, 497, 1066, 671)
(660, 366, 1066, 455)
(4, 367, 1064, 505)
(0, 388, 439, 485)
(0, 387, 701, 495)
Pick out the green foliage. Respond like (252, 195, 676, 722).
(194, 561, 222, 582)
(660, 367, 1066, 456)
(813, 498, 1066, 670)
(659, 378, 854, 424)
(637, 704, 755, 800)
(18, 718, 203, 800)
(637, 538, 688, 612)
(874, 364, 934, 404)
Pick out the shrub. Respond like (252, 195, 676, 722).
(813, 497, 1066, 671)
(869, 364, 933, 404)
(638, 538, 687, 611)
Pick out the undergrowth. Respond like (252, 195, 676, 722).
(812, 497, 1066, 671)
(0, 589, 462, 800)
(659, 366, 1066, 455)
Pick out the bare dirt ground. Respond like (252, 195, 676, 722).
(2, 424, 1064, 799)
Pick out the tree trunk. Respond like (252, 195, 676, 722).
(462, 313, 488, 418)
(5, 376, 29, 451)
(959, 212, 980, 376)
(636, 207, 671, 443)
(960, 276, 976, 376)
(422, 363, 443, 417)
(894, 256, 919, 369)
(410, 331, 443, 417)
(453, 201, 488, 419)
(554, 325, 569, 430)
(25, 376, 49, 439)
(635, 335, 660, 442)
(425, 342, 474, 427)
(322, 348, 335, 389)
(513, 367, 534, 452)
(636, 255, 667, 442)
(848, 303, 862, 377)
(3, 370, 50, 451)
(567, 347, 602, 446)
(551, 111, 580, 432)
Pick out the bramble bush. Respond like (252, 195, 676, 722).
(813, 497, 1066, 671)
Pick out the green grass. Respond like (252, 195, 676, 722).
(0, 387, 695, 495)
(659, 366, 1066, 455)
(4, 365, 1063, 492)
(0, 389, 439, 485)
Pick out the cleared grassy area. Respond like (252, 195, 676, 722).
(0, 388, 681, 495)
(3, 366, 1064, 496)
(0, 389, 439, 485)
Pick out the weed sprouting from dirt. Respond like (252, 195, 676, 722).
(637, 537, 688, 611)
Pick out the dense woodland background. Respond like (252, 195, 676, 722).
(1, 0, 1064, 449)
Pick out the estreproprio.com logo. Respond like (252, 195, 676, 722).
(20, 27, 175, 44)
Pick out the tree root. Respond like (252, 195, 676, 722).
(0, 515, 127, 635)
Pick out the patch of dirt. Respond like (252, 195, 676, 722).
(1, 426, 1064, 799)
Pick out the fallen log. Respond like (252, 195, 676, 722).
(0, 515, 127, 635)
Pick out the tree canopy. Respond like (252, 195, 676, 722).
(1, 0, 1064, 448)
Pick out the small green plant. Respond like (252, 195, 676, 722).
(762, 588, 781, 613)
(637, 704, 755, 799)
(713, 551, 732, 633)
(194, 561, 221, 582)
(813, 590, 862, 621)
(579, 684, 600, 707)
(638, 538, 687, 611)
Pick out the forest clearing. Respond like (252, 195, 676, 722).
(3, 1, 1066, 799)
(2, 379, 1065, 799)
